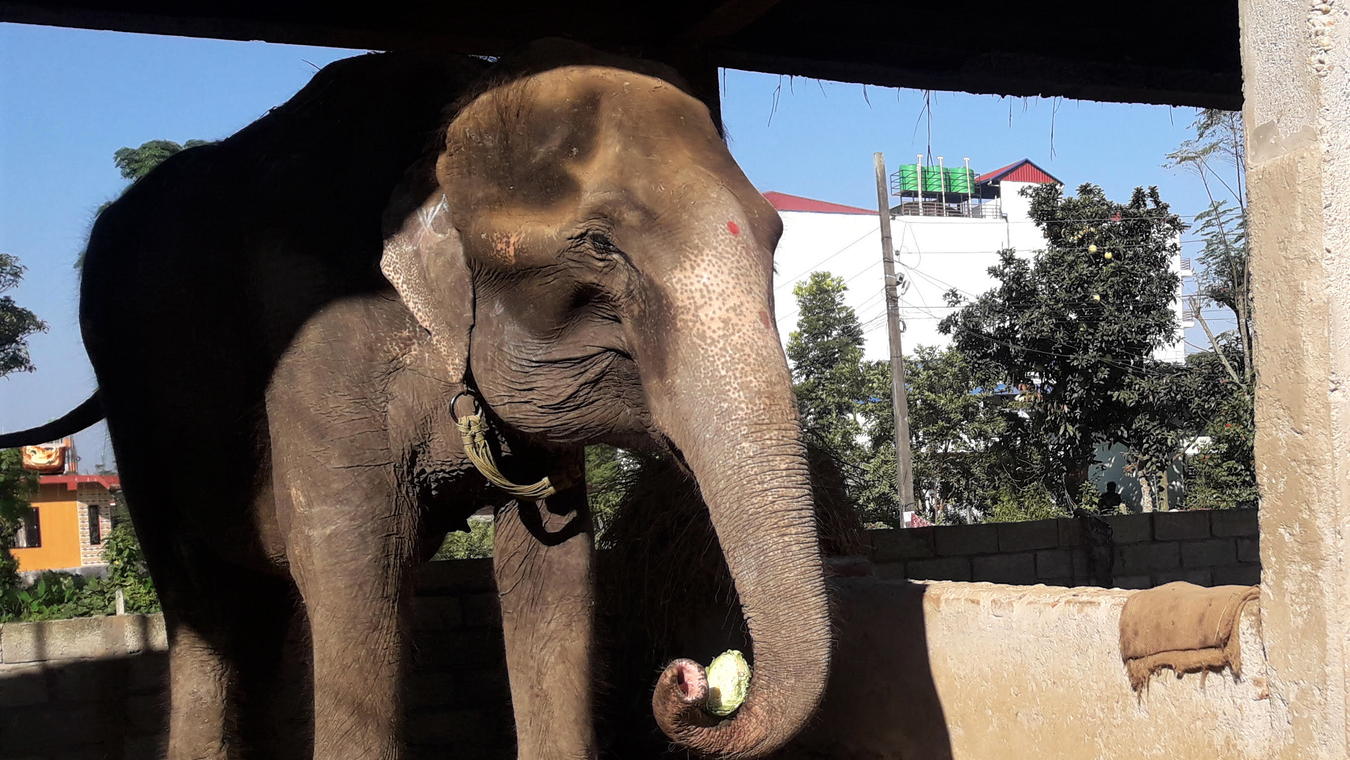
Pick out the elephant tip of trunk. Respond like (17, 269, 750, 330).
(661, 658, 710, 706)
(652, 657, 781, 759)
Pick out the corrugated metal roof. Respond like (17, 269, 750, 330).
(974, 159, 1061, 185)
(762, 191, 874, 215)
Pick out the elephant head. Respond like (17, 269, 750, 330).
(381, 59, 830, 759)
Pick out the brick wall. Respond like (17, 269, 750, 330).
(868, 508, 1260, 588)
(0, 509, 1259, 759)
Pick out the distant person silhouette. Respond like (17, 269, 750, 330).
(1100, 481, 1123, 513)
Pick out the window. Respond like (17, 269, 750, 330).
(88, 505, 102, 545)
(16, 507, 41, 548)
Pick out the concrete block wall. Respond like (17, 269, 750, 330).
(0, 615, 168, 759)
(868, 508, 1260, 589)
(0, 510, 1259, 758)
(0, 562, 514, 760)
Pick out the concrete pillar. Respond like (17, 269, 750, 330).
(1241, 0, 1350, 756)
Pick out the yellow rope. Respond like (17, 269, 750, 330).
(456, 411, 574, 501)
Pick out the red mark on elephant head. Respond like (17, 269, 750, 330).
(759, 310, 774, 332)
(728, 221, 740, 235)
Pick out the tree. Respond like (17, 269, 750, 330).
(0, 253, 48, 377)
(78, 139, 212, 269)
(1166, 110, 1253, 389)
(0, 252, 45, 580)
(787, 272, 868, 459)
(0, 450, 37, 589)
(940, 183, 1185, 507)
(113, 139, 211, 183)
(586, 444, 628, 535)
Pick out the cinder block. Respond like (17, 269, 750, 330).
(1071, 550, 1091, 585)
(1039, 577, 1075, 587)
(934, 524, 998, 557)
(1154, 510, 1211, 541)
(0, 706, 101, 752)
(127, 652, 168, 694)
(411, 596, 463, 631)
(405, 668, 510, 711)
(410, 631, 505, 671)
(872, 562, 908, 581)
(49, 661, 111, 703)
(905, 556, 973, 582)
(1237, 537, 1260, 563)
(127, 692, 168, 736)
(1115, 542, 1181, 574)
(1, 617, 121, 664)
(1102, 513, 1152, 544)
(1212, 564, 1261, 587)
(1181, 538, 1238, 568)
(416, 559, 496, 595)
(0, 663, 48, 708)
(1113, 575, 1152, 590)
(971, 552, 1037, 585)
(406, 708, 487, 745)
(1056, 518, 1085, 547)
(124, 734, 167, 760)
(997, 519, 1060, 552)
(1211, 508, 1259, 537)
(1152, 568, 1214, 587)
(120, 614, 167, 654)
(1036, 548, 1074, 580)
(870, 527, 935, 561)
(460, 594, 502, 629)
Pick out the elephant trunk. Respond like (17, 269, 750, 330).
(643, 275, 831, 759)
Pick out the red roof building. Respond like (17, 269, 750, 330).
(762, 191, 874, 215)
(974, 159, 1062, 186)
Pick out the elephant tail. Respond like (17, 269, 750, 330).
(0, 391, 105, 449)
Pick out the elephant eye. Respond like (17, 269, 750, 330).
(587, 231, 619, 253)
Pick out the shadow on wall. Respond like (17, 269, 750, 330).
(593, 446, 954, 758)
(785, 578, 953, 760)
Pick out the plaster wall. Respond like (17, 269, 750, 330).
(1240, 0, 1350, 757)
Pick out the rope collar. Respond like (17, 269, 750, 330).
(450, 391, 578, 501)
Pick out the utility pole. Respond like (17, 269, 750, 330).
(873, 152, 916, 522)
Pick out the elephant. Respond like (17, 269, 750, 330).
(0, 41, 831, 760)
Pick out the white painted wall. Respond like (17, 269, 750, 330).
(768, 175, 1190, 511)
(769, 179, 1187, 363)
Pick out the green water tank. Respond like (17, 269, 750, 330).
(895, 164, 976, 195)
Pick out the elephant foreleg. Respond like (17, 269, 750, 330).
(494, 481, 596, 760)
(277, 462, 414, 760)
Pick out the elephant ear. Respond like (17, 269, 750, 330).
(381, 178, 474, 382)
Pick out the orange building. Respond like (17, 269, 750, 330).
(12, 474, 120, 573)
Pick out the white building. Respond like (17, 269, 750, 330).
(765, 159, 1192, 511)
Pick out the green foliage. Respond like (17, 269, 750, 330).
(0, 253, 48, 377)
(940, 183, 1185, 500)
(787, 273, 868, 458)
(101, 512, 159, 613)
(80, 139, 213, 268)
(0, 498, 159, 622)
(0, 449, 38, 589)
(112, 139, 211, 183)
(434, 518, 495, 560)
(586, 445, 629, 535)
(986, 484, 1067, 523)
(1182, 391, 1257, 510)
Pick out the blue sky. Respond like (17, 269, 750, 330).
(0, 23, 1231, 467)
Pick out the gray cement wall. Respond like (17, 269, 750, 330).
(870, 509, 1259, 588)
(0, 510, 1263, 759)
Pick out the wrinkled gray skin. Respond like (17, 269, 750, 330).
(47, 44, 829, 760)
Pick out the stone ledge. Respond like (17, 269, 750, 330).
(1, 614, 166, 664)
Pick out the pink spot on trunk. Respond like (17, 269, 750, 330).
(728, 221, 740, 235)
